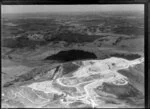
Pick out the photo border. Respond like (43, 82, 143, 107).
(1, 0, 149, 108)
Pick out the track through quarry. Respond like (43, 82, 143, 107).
(2, 57, 144, 108)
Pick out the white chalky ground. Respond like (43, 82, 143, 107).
(27, 57, 144, 108)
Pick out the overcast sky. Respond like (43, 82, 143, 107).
(2, 5, 144, 14)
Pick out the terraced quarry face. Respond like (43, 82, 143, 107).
(2, 57, 144, 108)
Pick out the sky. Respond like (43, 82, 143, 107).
(2, 5, 144, 14)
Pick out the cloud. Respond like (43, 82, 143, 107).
(2, 5, 144, 14)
